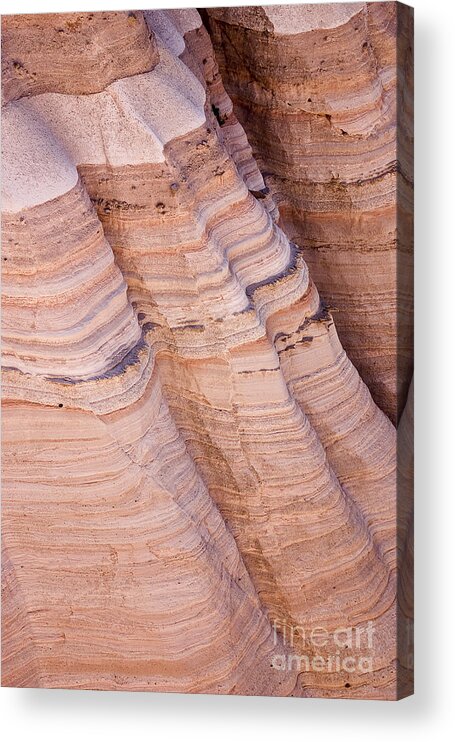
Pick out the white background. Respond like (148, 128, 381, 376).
(1, 0, 454, 739)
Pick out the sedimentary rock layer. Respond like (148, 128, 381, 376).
(1, 11, 159, 105)
(205, 2, 414, 424)
(1, 6, 413, 699)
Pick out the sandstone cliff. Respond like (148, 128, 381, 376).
(1, 6, 413, 699)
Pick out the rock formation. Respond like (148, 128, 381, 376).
(205, 2, 414, 424)
(1, 6, 413, 699)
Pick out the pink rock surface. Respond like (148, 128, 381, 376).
(1, 6, 413, 699)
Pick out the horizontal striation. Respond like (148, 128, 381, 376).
(205, 2, 414, 424)
(1, 7, 410, 700)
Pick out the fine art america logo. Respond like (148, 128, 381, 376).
(271, 619, 375, 674)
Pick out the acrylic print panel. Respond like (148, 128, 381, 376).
(1, 3, 414, 700)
